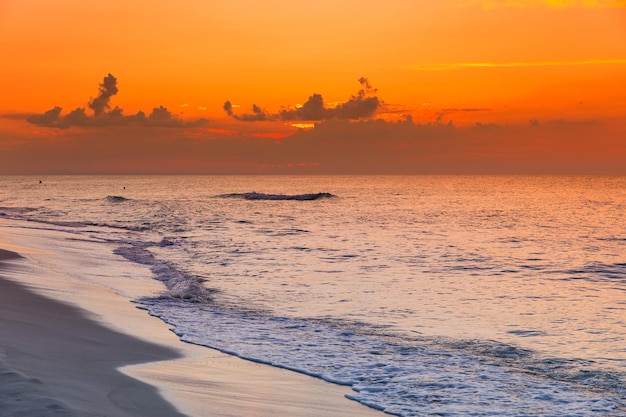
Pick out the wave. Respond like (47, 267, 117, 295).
(105, 195, 130, 203)
(114, 245, 215, 302)
(0, 207, 152, 233)
(137, 299, 626, 417)
(558, 261, 626, 284)
(0, 207, 37, 216)
(220, 192, 335, 201)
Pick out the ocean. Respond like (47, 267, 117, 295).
(1, 175, 625, 416)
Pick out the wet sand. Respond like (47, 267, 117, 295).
(0, 266, 186, 416)
(0, 225, 384, 417)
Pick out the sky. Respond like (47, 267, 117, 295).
(1, 0, 625, 174)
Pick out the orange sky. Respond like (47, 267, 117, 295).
(1, 0, 625, 174)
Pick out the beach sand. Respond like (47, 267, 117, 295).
(0, 222, 384, 417)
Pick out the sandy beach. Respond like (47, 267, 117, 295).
(0, 266, 186, 417)
(0, 222, 384, 417)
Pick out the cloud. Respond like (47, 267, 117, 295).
(224, 78, 381, 122)
(223, 101, 233, 116)
(278, 94, 327, 121)
(26, 74, 207, 128)
(468, 0, 626, 8)
(441, 108, 492, 112)
(436, 107, 492, 121)
(0, 112, 40, 121)
(26, 106, 63, 126)
(411, 58, 626, 71)
(224, 101, 270, 121)
(88, 73, 118, 116)
(4, 115, 625, 174)
(270, 116, 625, 174)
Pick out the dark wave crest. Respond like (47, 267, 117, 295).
(105, 195, 130, 203)
(220, 192, 335, 201)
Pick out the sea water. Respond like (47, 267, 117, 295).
(1, 175, 625, 416)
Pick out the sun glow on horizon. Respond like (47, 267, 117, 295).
(289, 123, 316, 129)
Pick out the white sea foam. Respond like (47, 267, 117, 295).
(139, 298, 623, 416)
(114, 246, 213, 302)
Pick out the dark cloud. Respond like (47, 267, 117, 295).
(147, 106, 186, 127)
(225, 78, 381, 122)
(26, 106, 63, 126)
(474, 122, 502, 130)
(4, 115, 625, 175)
(436, 107, 491, 122)
(223, 100, 270, 121)
(26, 74, 206, 129)
(278, 93, 328, 121)
(223, 101, 234, 117)
(248, 104, 269, 121)
(88, 73, 118, 116)
(64, 108, 91, 127)
(441, 108, 491, 113)
(266, 116, 620, 174)
(330, 77, 379, 120)
(0, 112, 40, 120)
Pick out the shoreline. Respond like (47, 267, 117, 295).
(0, 247, 22, 261)
(0, 221, 384, 417)
(0, 272, 187, 417)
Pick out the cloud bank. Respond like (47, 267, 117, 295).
(5, 114, 624, 175)
(411, 58, 626, 71)
(224, 78, 381, 122)
(26, 74, 206, 128)
(471, 0, 626, 8)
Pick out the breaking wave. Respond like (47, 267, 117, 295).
(219, 192, 335, 201)
(105, 195, 130, 203)
(138, 299, 626, 417)
(114, 245, 215, 302)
